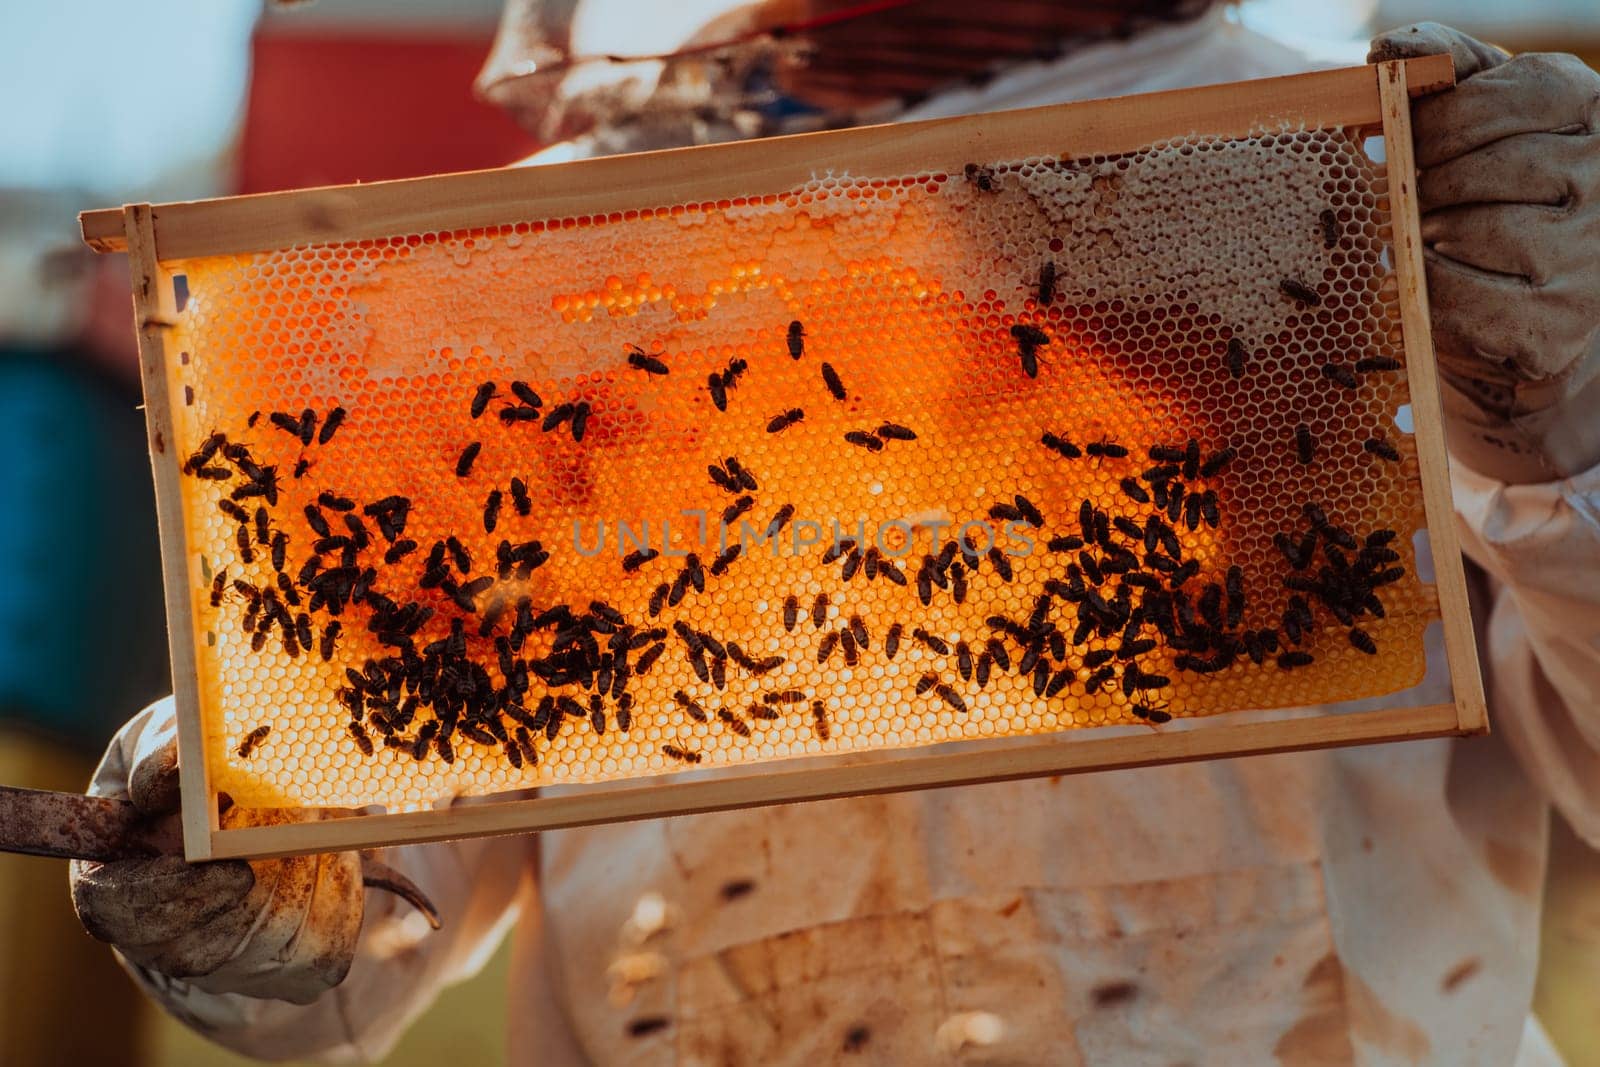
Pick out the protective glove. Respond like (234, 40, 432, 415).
(1369, 23, 1600, 485)
(69, 696, 364, 1004)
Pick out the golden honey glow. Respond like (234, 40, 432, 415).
(172, 129, 1434, 810)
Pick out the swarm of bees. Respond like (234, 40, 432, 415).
(187, 187, 1411, 776)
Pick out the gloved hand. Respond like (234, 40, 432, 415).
(1369, 23, 1600, 485)
(69, 697, 364, 1004)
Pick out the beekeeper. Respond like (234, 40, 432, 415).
(70, 5, 1600, 1064)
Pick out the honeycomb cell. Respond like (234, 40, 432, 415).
(169, 126, 1433, 811)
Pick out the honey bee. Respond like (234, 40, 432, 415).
(1041, 432, 1081, 459)
(542, 402, 574, 432)
(1183, 493, 1203, 531)
(626, 345, 669, 375)
(986, 547, 1013, 582)
(718, 707, 751, 737)
(349, 720, 374, 756)
(673, 690, 709, 722)
(209, 568, 229, 607)
(1355, 356, 1402, 373)
(470, 381, 496, 419)
(1225, 565, 1246, 626)
(1319, 208, 1340, 249)
(446, 535, 471, 573)
(1130, 701, 1172, 724)
(455, 441, 482, 477)
(1085, 439, 1128, 459)
(1010, 324, 1049, 378)
(269, 410, 303, 439)
(964, 163, 998, 192)
(635, 643, 665, 675)
(721, 494, 754, 526)
(876, 422, 917, 442)
(1279, 277, 1321, 307)
(1363, 436, 1401, 461)
(708, 372, 728, 412)
(767, 408, 804, 433)
(183, 431, 225, 473)
(710, 543, 742, 576)
(783, 595, 800, 631)
(1348, 627, 1378, 655)
(1200, 446, 1236, 478)
(1013, 494, 1044, 527)
(236, 725, 271, 758)
(787, 320, 805, 359)
(622, 548, 661, 572)
(484, 489, 503, 533)
(845, 429, 884, 451)
(821, 363, 846, 401)
(571, 401, 591, 441)
(1277, 650, 1315, 669)
(1225, 337, 1249, 379)
(1037, 260, 1057, 305)
(811, 700, 830, 740)
(662, 743, 702, 764)
(1295, 424, 1317, 465)
(318, 405, 347, 444)
(885, 622, 903, 658)
(1321, 363, 1359, 389)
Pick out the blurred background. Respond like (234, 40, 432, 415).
(0, 1, 1595, 1064)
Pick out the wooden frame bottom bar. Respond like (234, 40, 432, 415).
(206, 702, 1463, 859)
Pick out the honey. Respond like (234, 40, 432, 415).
(165, 126, 1433, 811)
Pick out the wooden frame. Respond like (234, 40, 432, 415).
(87, 57, 1485, 862)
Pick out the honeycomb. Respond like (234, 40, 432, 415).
(164, 124, 1436, 811)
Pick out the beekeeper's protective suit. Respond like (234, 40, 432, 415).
(70, 9, 1600, 1065)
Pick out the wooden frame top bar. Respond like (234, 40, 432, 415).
(81, 56, 1453, 262)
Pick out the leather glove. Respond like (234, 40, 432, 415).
(69, 697, 364, 1004)
(1369, 23, 1600, 485)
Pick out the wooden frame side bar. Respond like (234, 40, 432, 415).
(123, 205, 217, 860)
(81, 56, 1453, 261)
(1376, 62, 1489, 735)
(208, 702, 1462, 859)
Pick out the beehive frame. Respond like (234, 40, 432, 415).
(84, 57, 1483, 862)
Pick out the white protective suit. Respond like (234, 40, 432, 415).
(97, 10, 1600, 1065)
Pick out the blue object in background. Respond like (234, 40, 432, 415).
(0, 348, 168, 752)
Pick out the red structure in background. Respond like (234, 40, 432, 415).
(238, 29, 540, 194)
